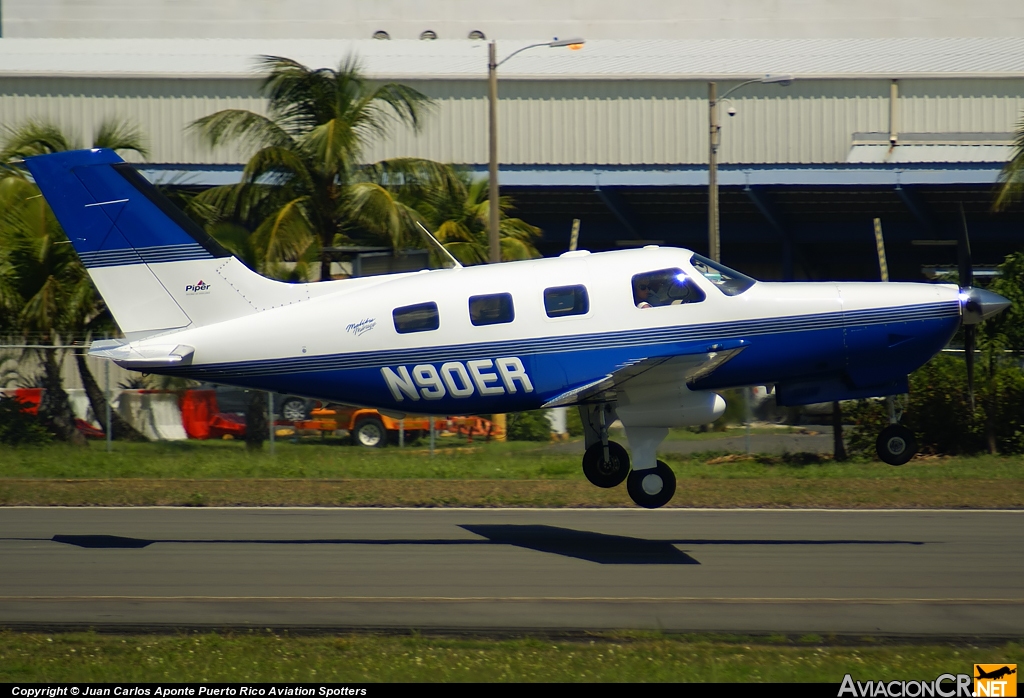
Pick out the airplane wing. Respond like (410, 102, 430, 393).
(541, 339, 749, 407)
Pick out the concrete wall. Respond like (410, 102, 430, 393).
(5, 0, 1024, 40)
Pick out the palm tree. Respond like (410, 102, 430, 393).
(0, 175, 90, 444)
(191, 55, 447, 281)
(416, 171, 542, 265)
(995, 115, 1024, 211)
(0, 119, 150, 442)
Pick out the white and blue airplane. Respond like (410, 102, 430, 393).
(26, 148, 1010, 508)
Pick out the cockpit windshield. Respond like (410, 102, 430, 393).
(689, 254, 757, 296)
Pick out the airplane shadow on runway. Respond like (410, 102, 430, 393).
(37, 527, 923, 566)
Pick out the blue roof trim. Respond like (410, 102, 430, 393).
(141, 162, 1006, 188)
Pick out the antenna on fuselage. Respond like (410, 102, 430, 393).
(414, 221, 463, 269)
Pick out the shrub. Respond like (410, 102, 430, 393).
(0, 396, 53, 446)
(564, 406, 585, 437)
(506, 410, 553, 441)
(846, 353, 1024, 456)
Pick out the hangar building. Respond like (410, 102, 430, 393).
(1, 1, 1023, 280)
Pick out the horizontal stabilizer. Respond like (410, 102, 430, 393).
(90, 338, 195, 369)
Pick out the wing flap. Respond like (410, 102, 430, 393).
(541, 340, 748, 408)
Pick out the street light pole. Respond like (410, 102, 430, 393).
(488, 41, 501, 264)
(487, 38, 584, 265)
(708, 81, 720, 262)
(707, 74, 794, 264)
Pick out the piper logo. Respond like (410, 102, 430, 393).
(185, 280, 211, 295)
(975, 665, 1017, 697)
(382, 357, 533, 402)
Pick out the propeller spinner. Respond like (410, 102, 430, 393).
(958, 203, 1011, 411)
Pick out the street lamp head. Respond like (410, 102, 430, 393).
(549, 37, 585, 49)
(761, 73, 794, 86)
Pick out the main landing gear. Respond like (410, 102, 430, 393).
(579, 405, 676, 509)
(875, 396, 916, 466)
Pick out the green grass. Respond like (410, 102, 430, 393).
(1, 438, 1022, 481)
(1, 438, 1021, 508)
(0, 631, 1020, 683)
(0, 439, 582, 480)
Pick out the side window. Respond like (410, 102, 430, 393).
(632, 268, 706, 308)
(393, 302, 439, 334)
(689, 254, 756, 296)
(469, 293, 515, 326)
(544, 285, 589, 318)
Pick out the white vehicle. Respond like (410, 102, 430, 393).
(27, 149, 1010, 508)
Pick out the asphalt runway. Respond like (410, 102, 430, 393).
(1, 508, 1021, 636)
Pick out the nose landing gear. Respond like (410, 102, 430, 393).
(876, 424, 916, 466)
(875, 396, 916, 466)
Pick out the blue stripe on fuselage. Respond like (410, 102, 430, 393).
(156, 302, 961, 413)
(164, 301, 959, 379)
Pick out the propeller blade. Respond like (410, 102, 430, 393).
(958, 202, 973, 289)
(965, 325, 976, 412)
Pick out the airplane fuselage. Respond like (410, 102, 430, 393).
(141, 246, 961, 414)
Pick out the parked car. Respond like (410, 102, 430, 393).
(197, 383, 316, 423)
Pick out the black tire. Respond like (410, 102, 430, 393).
(582, 441, 630, 488)
(876, 424, 916, 465)
(280, 398, 309, 423)
(626, 460, 677, 509)
(352, 417, 387, 448)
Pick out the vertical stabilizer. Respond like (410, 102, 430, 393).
(26, 149, 311, 340)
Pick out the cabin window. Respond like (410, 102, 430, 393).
(393, 302, 439, 333)
(469, 293, 515, 326)
(632, 268, 706, 308)
(689, 254, 756, 296)
(544, 285, 589, 318)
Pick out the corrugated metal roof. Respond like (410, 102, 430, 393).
(1, 37, 1023, 79)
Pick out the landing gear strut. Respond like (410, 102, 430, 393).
(875, 396, 916, 466)
(579, 404, 630, 488)
(578, 404, 677, 508)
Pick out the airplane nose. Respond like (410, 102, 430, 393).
(960, 288, 1011, 325)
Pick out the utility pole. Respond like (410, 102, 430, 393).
(488, 40, 501, 265)
(708, 81, 720, 262)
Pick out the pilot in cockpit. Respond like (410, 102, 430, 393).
(634, 275, 661, 308)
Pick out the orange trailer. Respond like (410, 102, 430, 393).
(295, 406, 502, 447)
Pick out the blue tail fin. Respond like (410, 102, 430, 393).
(27, 149, 312, 339)
(27, 148, 229, 268)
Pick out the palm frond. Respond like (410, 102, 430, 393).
(207, 221, 259, 269)
(241, 146, 316, 191)
(994, 117, 1024, 211)
(93, 118, 150, 157)
(302, 118, 360, 177)
(0, 121, 79, 162)
(189, 109, 293, 151)
(251, 197, 316, 274)
(343, 182, 422, 250)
